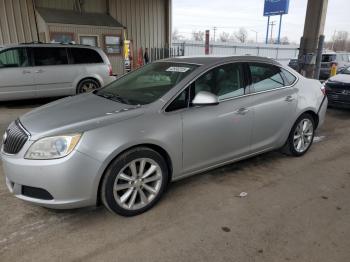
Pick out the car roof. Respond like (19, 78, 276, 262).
(161, 55, 281, 66)
(1, 43, 101, 50)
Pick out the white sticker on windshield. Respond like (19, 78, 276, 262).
(166, 66, 190, 72)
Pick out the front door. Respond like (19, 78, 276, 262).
(0, 48, 35, 100)
(182, 63, 253, 173)
(31, 47, 77, 97)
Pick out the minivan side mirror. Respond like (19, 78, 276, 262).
(192, 91, 219, 106)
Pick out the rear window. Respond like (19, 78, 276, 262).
(281, 68, 297, 85)
(322, 54, 336, 63)
(70, 48, 103, 64)
(33, 47, 68, 66)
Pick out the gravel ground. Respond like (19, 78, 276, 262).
(0, 99, 349, 262)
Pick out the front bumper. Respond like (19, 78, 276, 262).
(1, 147, 102, 209)
(327, 93, 350, 109)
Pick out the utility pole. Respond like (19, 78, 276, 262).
(269, 21, 276, 44)
(331, 30, 336, 50)
(213, 26, 217, 42)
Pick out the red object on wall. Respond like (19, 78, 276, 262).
(137, 47, 143, 67)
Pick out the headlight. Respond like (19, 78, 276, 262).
(25, 134, 82, 160)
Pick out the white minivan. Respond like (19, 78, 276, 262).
(0, 43, 116, 101)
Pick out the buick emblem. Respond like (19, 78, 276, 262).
(2, 131, 7, 144)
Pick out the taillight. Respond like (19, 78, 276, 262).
(321, 82, 327, 95)
(108, 64, 113, 76)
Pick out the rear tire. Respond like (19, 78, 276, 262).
(101, 147, 169, 216)
(281, 113, 315, 157)
(76, 79, 100, 94)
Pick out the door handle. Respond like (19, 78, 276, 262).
(35, 69, 44, 73)
(234, 108, 249, 115)
(22, 69, 31, 74)
(285, 95, 295, 102)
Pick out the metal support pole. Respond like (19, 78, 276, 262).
(277, 14, 283, 44)
(314, 35, 325, 79)
(265, 16, 270, 44)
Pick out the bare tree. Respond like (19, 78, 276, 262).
(219, 32, 230, 42)
(191, 30, 205, 41)
(234, 27, 248, 43)
(333, 31, 348, 51)
(280, 36, 290, 45)
(172, 29, 186, 41)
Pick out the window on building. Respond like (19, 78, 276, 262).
(50, 32, 74, 44)
(104, 35, 121, 54)
(70, 48, 103, 64)
(33, 47, 68, 66)
(0, 48, 29, 68)
(80, 36, 98, 47)
(249, 63, 285, 92)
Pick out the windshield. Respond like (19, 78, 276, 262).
(322, 54, 336, 63)
(96, 62, 198, 105)
(341, 67, 350, 75)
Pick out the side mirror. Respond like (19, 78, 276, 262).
(192, 91, 219, 106)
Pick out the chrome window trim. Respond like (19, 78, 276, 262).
(162, 59, 299, 113)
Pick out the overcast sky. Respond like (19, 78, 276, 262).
(172, 0, 350, 43)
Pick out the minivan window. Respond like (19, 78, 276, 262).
(96, 62, 198, 105)
(0, 48, 29, 68)
(70, 48, 103, 64)
(33, 47, 68, 66)
(322, 54, 336, 63)
(249, 63, 284, 92)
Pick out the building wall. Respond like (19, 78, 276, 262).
(0, 0, 38, 45)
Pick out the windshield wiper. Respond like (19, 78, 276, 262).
(95, 91, 130, 104)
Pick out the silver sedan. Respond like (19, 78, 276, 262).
(1, 56, 328, 216)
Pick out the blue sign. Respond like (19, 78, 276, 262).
(263, 0, 290, 16)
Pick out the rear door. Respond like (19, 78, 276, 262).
(31, 47, 78, 97)
(247, 63, 298, 152)
(0, 47, 35, 100)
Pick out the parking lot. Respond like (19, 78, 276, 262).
(0, 100, 349, 261)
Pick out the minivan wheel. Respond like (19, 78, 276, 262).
(76, 79, 100, 94)
(101, 147, 169, 216)
(282, 113, 315, 157)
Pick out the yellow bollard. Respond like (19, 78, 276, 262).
(330, 63, 337, 77)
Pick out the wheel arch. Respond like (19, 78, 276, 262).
(75, 77, 102, 93)
(96, 143, 173, 205)
(298, 109, 319, 129)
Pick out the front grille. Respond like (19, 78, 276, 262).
(22, 185, 53, 200)
(3, 120, 29, 154)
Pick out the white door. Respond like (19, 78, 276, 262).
(31, 47, 78, 97)
(0, 48, 35, 101)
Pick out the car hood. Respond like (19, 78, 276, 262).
(329, 74, 350, 84)
(20, 93, 145, 139)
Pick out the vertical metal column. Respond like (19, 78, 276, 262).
(277, 14, 283, 44)
(265, 16, 270, 44)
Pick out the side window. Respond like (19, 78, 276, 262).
(70, 48, 103, 64)
(249, 63, 284, 92)
(0, 48, 29, 68)
(33, 47, 68, 66)
(191, 63, 245, 101)
(165, 88, 189, 112)
(281, 68, 297, 85)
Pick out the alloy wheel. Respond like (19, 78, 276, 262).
(113, 158, 163, 210)
(293, 118, 314, 153)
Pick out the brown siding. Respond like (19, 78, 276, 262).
(0, 0, 38, 45)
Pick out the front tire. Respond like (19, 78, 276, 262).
(282, 113, 315, 157)
(101, 147, 169, 216)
